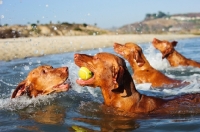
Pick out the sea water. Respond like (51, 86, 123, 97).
(0, 37, 200, 131)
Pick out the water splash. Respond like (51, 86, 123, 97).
(143, 44, 170, 70)
(0, 94, 57, 111)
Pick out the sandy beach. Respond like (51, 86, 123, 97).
(0, 34, 199, 61)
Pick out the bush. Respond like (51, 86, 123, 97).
(61, 22, 72, 26)
(74, 27, 82, 31)
(83, 23, 87, 27)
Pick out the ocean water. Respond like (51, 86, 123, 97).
(0, 37, 200, 131)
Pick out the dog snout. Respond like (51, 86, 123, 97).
(152, 38, 160, 43)
(64, 67, 68, 72)
(114, 43, 122, 48)
(74, 53, 80, 59)
(59, 67, 68, 73)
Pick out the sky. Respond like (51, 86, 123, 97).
(0, 0, 200, 29)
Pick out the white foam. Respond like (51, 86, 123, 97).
(0, 94, 57, 111)
(136, 75, 200, 97)
(143, 45, 170, 70)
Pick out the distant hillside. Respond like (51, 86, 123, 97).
(0, 22, 112, 39)
(118, 12, 200, 34)
(1, 12, 200, 39)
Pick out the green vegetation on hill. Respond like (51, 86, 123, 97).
(118, 12, 200, 34)
(0, 22, 112, 39)
(145, 11, 169, 20)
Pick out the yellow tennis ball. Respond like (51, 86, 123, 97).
(78, 67, 93, 80)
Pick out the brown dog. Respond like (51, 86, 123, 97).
(152, 38, 200, 68)
(74, 52, 200, 115)
(11, 65, 70, 98)
(113, 42, 187, 88)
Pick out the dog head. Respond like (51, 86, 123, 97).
(74, 53, 130, 91)
(11, 65, 70, 98)
(114, 42, 145, 67)
(152, 38, 177, 59)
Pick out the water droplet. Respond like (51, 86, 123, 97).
(98, 48, 103, 52)
(46, 4, 48, 7)
(24, 65, 30, 70)
(37, 60, 41, 63)
(20, 72, 24, 75)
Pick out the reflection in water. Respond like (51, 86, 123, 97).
(29, 105, 65, 125)
(73, 117, 140, 132)
(17, 102, 66, 131)
(71, 101, 140, 131)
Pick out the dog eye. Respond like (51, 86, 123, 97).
(42, 70, 46, 74)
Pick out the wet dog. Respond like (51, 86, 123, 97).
(152, 38, 200, 68)
(74, 52, 200, 115)
(11, 65, 70, 98)
(113, 42, 188, 88)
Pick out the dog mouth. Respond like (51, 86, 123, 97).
(76, 66, 95, 86)
(74, 53, 95, 86)
(53, 79, 70, 92)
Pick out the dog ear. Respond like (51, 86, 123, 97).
(171, 41, 177, 47)
(11, 80, 27, 98)
(112, 66, 133, 98)
(133, 50, 145, 67)
(11, 80, 33, 98)
(112, 66, 125, 93)
(162, 41, 177, 59)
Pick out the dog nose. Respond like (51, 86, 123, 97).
(114, 43, 119, 46)
(152, 38, 158, 43)
(74, 53, 79, 59)
(60, 67, 68, 72)
(113, 43, 122, 48)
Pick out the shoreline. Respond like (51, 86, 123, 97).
(0, 34, 199, 61)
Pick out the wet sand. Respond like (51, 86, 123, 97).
(0, 34, 199, 61)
